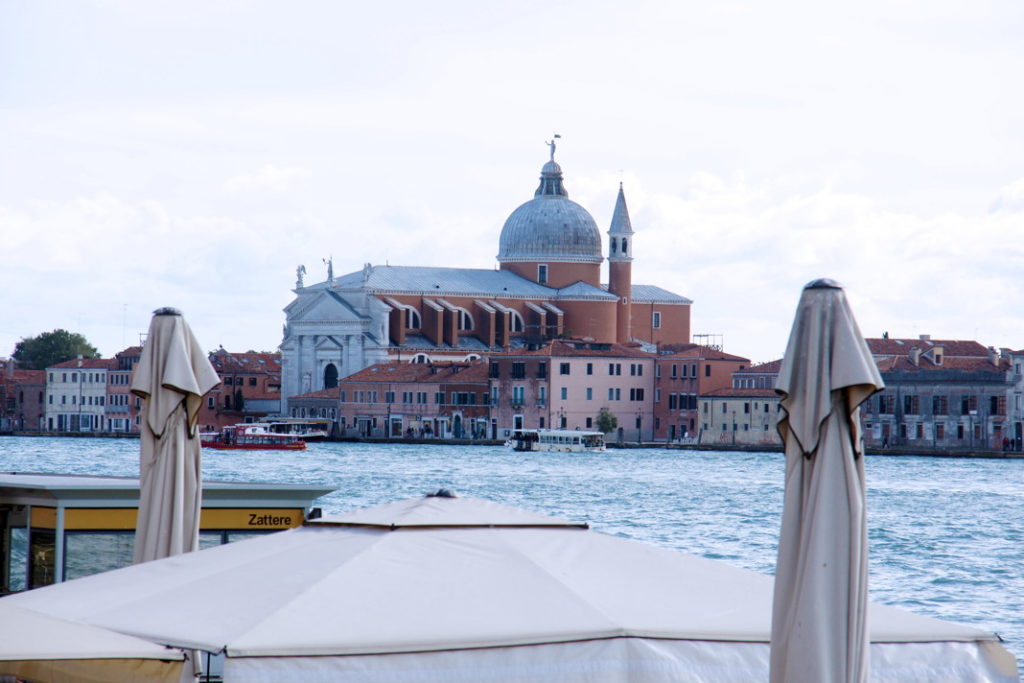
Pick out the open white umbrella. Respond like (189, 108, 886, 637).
(771, 279, 884, 682)
(0, 602, 184, 683)
(2, 493, 1016, 682)
(131, 307, 220, 563)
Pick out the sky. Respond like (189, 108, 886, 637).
(1, 0, 1022, 366)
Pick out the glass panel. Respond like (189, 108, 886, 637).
(7, 527, 28, 593)
(64, 532, 134, 581)
(29, 529, 56, 589)
(199, 530, 225, 549)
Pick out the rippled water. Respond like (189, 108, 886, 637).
(2, 437, 1021, 666)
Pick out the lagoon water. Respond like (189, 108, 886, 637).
(2, 436, 1022, 666)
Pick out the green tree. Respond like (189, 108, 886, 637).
(595, 408, 618, 434)
(12, 329, 101, 370)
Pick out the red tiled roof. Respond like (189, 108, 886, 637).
(876, 356, 1008, 373)
(0, 369, 45, 385)
(493, 340, 653, 359)
(866, 338, 988, 358)
(48, 358, 117, 370)
(734, 359, 783, 374)
(659, 347, 749, 362)
(209, 350, 282, 373)
(340, 360, 489, 384)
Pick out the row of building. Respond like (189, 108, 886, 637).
(8, 333, 1021, 452)
(0, 348, 283, 436)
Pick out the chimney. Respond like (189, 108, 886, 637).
(919, 334, 931, 341)
(988, 346, 999, 366)
(909, 347, 921, 367)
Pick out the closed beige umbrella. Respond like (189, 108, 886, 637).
(770, 279, 884, 683)
(131, 308, 220, 563)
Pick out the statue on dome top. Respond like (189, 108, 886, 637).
(546, 133, 561, 161)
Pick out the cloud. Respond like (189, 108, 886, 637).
(989, 178, 1024, 214)
(225, 165, 311, 192)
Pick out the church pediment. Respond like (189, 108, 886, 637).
(287, 290, 368, 323)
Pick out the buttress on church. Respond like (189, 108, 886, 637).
(280, 146, 693, 405)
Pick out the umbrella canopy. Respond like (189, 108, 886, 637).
(0, 602, 184, 683)
(131, 307, 220, 563)
(770, 279, 884, 682)
(2, 494, 1016, 682)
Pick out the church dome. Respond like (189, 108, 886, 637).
(497, 154, 603, 264)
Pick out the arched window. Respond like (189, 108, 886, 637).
(412, 353, 431, 364)
(457, 309, 474, 331)
(323, 363, 339, 389)
(405, 308, 421, 329)
(622, 238, 628, 254)
(611, 238, 618, 254)
(509, 310, 524, 333)
(464, 354, 481, 361)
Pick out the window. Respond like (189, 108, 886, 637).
(385, 392, 395, 403)
(537, 264, 548, 284)
(537, 362, 547, 379)
(560, 362, 571, 376)
(586, 417, 593, 428)
(489, 362, 500, 379)
(744, 402, 750, 414)
(933, 396, 948, 415)
(512, 386, 525, 404)
(249, 377, 257, 387)
(704, 365, 711, 377)
(586, 387, 593, 400)
(457, 309, 474, 331)
(904, 395, 919, 415)
(936, 423, 945, 439)
(511, 362, 526, 379)
(652, 312, 661, 329)
(561, 387, 568, 400)
(538, 387, 546, 405)
(509, 311, 525, 333)
(655, 388, 661, 403)
(671, 364, 677, 378)
(607, 363, 621, 376)
(586, 362, 593, 375)
(405, 308, 421, 329)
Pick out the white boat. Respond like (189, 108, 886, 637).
(505, 428, 607, 452)
(258, 418, 331, 441)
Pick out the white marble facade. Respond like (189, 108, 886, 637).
(280, 280, 391, 409)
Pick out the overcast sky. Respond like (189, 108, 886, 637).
(2, 0, 1022, 365)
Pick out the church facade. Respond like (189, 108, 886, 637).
(280, 148, 692, 408)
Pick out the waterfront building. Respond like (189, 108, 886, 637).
(196, 349, 283, 432)
(44, 358, 115, 432)
(105, 346, 141, 433)
(487, 339, 656, 442)
(279, 147, 692, 412)
(291, 360, 490, 439)
(699, 387, 783, 447)
(652, 346, 750, 442)
(0, 360, 45, 432)
(693, 359, 784, 447)
(861, 336, 1015, 450)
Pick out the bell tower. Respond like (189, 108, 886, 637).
(607, 183, 634, 344)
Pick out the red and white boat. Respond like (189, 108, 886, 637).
(201, 424, 307, 451)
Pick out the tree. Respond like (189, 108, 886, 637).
(12, 329, 101, 370)
(595, 408, 618, 434)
